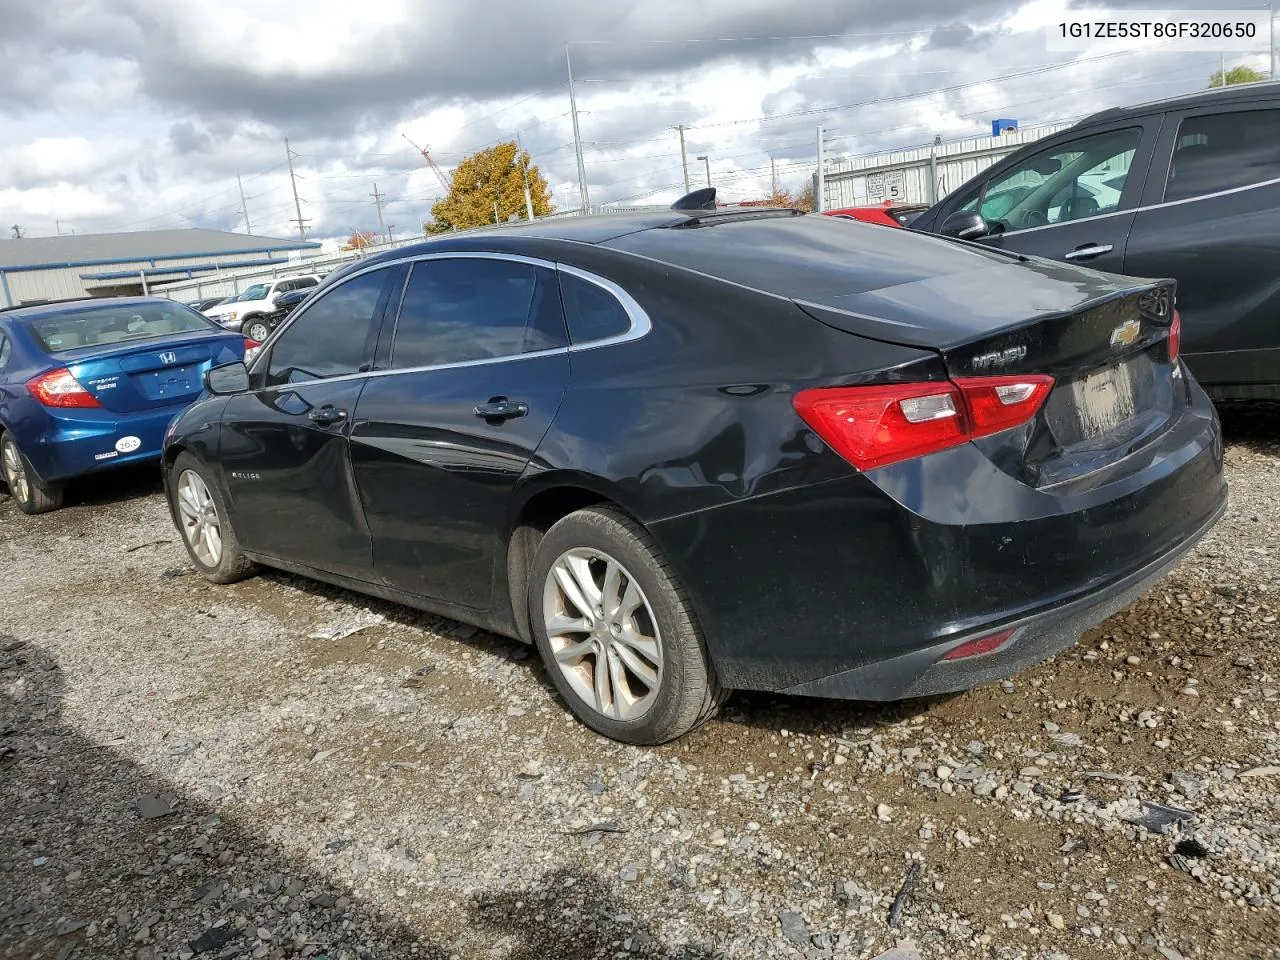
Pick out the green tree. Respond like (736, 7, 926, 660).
(1207, 65, 1266, 88)
(427, 141, 555, 234)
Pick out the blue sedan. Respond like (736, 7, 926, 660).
(0, 297, 255, 514)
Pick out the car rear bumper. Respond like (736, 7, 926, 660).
(780, 499, 1222, 700)
(22, 406, 184, 482)
(651, 380, 1227, 697)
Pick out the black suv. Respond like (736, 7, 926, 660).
(911, 81, 1280, 401)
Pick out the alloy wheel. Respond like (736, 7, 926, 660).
(542, 548, 664, 721)
(2, 438, 29, 505)
(246, 320, 270, 342)
(176, 469, 223, 567)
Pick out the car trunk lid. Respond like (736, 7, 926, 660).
(62, 331, 246, 413)
(796, 268, 1180, 488)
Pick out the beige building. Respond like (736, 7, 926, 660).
(0, 229, 320, 306)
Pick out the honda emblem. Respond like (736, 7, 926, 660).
(158, 351, 177, 364)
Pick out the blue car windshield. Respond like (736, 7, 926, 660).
(29, 303, 214, 353)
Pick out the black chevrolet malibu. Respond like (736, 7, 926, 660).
(162, 195, 1226, 744)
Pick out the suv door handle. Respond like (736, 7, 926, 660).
(1064, 243, 1113, 261)
(308, 405, 347, 426)
(474, 398, 529, 422)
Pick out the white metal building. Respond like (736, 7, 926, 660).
(823, 122, 1076, 209)
(0, 229, 321, 307)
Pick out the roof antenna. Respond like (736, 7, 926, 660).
(671, 187, 716, 211)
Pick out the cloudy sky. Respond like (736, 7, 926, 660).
(0, 0, 1272, 244)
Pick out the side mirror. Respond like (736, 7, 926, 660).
(204, 361, 251, 396)
(940, 210, 989, 240)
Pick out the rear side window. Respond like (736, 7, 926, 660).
(265, 268, 392, 386)
(28, 303, 214, 353)
(559, 272, 631, 344)
(1165, 109, 1280, 202)
(389, 258, 566, 369)
(295, 277, 318, 289)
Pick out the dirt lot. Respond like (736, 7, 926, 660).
(2, 411, 1279, 960)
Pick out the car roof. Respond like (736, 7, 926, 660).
(1077, 79, 1280, 128)
(337, 208, 796, 275)
(0, 296, 179, 322)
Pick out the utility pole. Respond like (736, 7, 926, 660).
(676, 125, 690, 194)
(1272, 1, 1277, 79)
(696, 155, 711, 189)
(237, 175, 253, 234)
(55, 220, 62, 236)
(565, 43, 590, 214)
(815, 125, 826, 213)
(371, 182, 387, 242)
(285, 138, 309, 240)
(770, 158, 777, 198)
(517, 134, 535, 221)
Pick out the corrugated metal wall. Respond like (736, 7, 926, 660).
(824, 122, 1076, 209)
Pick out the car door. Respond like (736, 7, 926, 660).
(1123, 101, 1280, 394)
(350, 254, 571, 610)
(219, 264, 403, 581)
(937, 122, 1160, 273)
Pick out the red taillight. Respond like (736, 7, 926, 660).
(1168, 308, 1181, 363)
(793, 374, 1054, 472)
(243, 338, 262, 352)
(940, 628, 1016, 661)
(953, 375, 1055, 439)
(792, 382, 968, 472)
(26, 368, 101, 409)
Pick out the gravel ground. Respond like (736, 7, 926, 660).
(2, 410, 1279, 960)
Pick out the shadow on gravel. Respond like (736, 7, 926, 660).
(0, 641, 720, 960)
(1217, 402, 1280, 451)
(0, 462, 161, 514)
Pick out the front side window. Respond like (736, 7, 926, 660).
(29, 302, 215, 352)
(388, 258, 565, 369)
(265, 268, 391, 386)
(978, 127, 1141, 231)
(1165, 109, 1280, 202)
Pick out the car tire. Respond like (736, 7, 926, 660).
(528, 505, 727, 744)
(1, 432, 64, 515)
(245, 318, 270, 342)
(169, 452, 256, 584)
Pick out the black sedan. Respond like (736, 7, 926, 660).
(161, 192, 1226, 744)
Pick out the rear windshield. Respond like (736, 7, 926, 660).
(29, 303, 215, 353)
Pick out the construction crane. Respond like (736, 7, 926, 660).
(402, 134, 450, 193)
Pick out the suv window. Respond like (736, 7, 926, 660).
(240, 283, 271, 301)
(559, 272, 631, 344)
(265, 268, 391, 386)
(389, 258, 566, 369)
(1165, 109, 1280, 202)
(976, 127, 1141, 231)
(295, 277, 318, 289)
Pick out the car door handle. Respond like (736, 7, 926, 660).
(1064, 243, 1113, 261)
(308, 405, 347, 426)
(473, 399, 529, 422)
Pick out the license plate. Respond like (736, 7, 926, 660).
(1071, 361, 1137, 439)
(137, 363, 198, 400)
